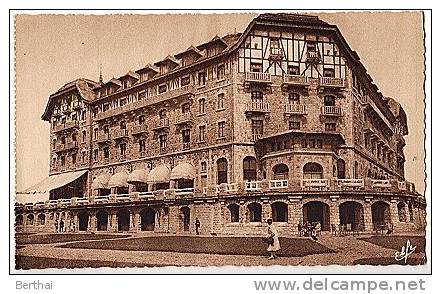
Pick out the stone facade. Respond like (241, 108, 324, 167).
(16, 13, 425, 236)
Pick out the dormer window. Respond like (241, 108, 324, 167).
(122, 80, 129, 89)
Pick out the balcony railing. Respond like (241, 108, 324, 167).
(96, 133, 112, 143)
(65, 141, 79, 150)
(398, 181, 406, 191)
(269, 180, 288, 189)
(245, 101, 270, 113)
(113, 129, 129, 140)
(301, 179, 329, 189)
(175, 112, 193, 125)
(282, 74, 308, 86)
(95, 85, 195, 121)
(94, 195, 109, 204)
(321, 106, 343, 116)
(152, 118, 170, 130)
(337, 179, 364, 188)
(320, 77, 345, 88)
(372, 179, 391, 188)
(250, 134, 262, 142)
(116, 194, 130, 201)
(72, 100, 83, 110)
(182, 142, 190, 150)
(245, 181, 262, 192)
(175, 188, 194, 196)
(62, 104, 71, 114)
(131, 124, 148, 135)
(53, 120, 79, 132)
(285, 103, 307, 115)
(139, 191, 155, 201)
(244, 72, 272, 83)
(53, 108, 62, 117)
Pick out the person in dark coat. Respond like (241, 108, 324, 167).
(195, 218, 200, 235)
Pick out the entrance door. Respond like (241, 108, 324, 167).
(181, 207, 190, 231)
(302, 201, 330, 230)
(96, 210, 108, 231)
(339, 201, 364, 230)
(117, 209, 130, 232)
(141, 208, 155, 231)
(78, 212, 89, 231)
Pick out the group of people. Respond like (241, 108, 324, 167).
(54, 219, 75, 233)
(297, 221, 321, 241)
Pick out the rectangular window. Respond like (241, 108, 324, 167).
(289, 121, 301, 130)
(93, 128, 98, 140)
(198, 71, 206, 86)
(251, 119, 263, 136)
(158, 84, 167, 94)
(181, 75, 191, 86)
(159, 134, 167, 152)
(301, 139, 307, 148)
(250, 62, 263, 73)
(139, 139, 146, 152)
(198, 99, 206, 114)
(72, 153, 77, 164)
(103, 147, 109, 159)
(323, 67, 335, 78)
(93, 149, 98, 162)
(182, 129, 191, 150)
(325, 123, 336, 131)
(217, 93, 225, 110)
(81, 151, 86, 163)
(317, 139, 323, 149)
(217, 64, 225, 80)
(287, 65, 300, 75)
(218, 121, 226, 138)
(120, 143, 126, 156)
(61, 156, 66, 166)
(308, 139, 316, 148)
(198, 125, 206, 142)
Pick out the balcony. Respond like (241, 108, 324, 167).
(182, 142, 190, 150)
(95, 85, 195, 121)
(337, 179, 364, 189)
(250, 134, 262, 142)
(282, 74, 308, 87)
(372, 179, 391, 189)
(139, 191, 155, 201)
(301, 179, 329, 190)
(245, 181, 262, 192)
(245, 101, 270, 114)
(96, 133, 112, 143)
(398, 181, 406, 191)
(284, 103, 307, 115)
(152, 118, 170, 131)
(53, 120, 79, 133)
(94, 195, 109, 204)
(131, 124, 148, 136)
(244, 72, 272, 84)
(65, 141, 79, 150)
(175, 112, 193, 125)
(269, 179, 288, 189)
(175, 188, 194, 196)
(320, 77, 345, 88)
(113, 129, 129, 140)
(321, 106, 343, 116)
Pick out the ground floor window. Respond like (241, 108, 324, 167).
(227, 204, 240, 222)
(247, 203, 262, 222)
(272, 202, 288, 222)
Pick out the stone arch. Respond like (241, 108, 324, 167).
(180, 206, 190, 232)
(272, 163, 289, 180)
(243, 156, 257, 181)
(371, 201, 391, 228)
(247, 202, 262, 222)
(96, 210, 109, 231)
(272, 202, 288, 222)
(15, 215, 23, 226)
(117, 209, 130, 232)
(37, 214, 46, 226)
(339, 201, 364, 231)
(397, 201, 407, 222)
(227, 203, 240, 223)
(140, 207, 156, 231)
(303, 162, 323, 179)
(26, 214, 34, 225)
(78, 211, 89, 231)
(302, 201, 330, 230)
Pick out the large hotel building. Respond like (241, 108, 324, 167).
(16, 13, 425, 235)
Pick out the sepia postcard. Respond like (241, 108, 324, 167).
(12, 11, 429, 273)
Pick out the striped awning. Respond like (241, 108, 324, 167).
(147, 165, 170, 184)
(127, 169, 149, 184)
(16, 170, 87, 204)
(91, 173, 112, 190)
(108, 171, 129, 188)
(170, 162, 196, 180)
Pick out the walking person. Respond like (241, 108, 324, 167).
(266, 218, 280, 260)
(54, 220, 59, 233)
(195, 218, 200, 235)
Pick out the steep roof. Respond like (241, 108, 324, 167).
(174, 45, 203, 59)
(153, 55, 180, 67)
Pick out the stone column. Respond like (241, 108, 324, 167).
(329, 196, 340, 230)
(109, 212, 117, 232)
(169, 205, 179, 234)
(389, 199, 400, 230)
(90, 212, 97, 232)
(239, 200, 247, 223)
(363, 197, 373, 232)
(262, 197, 271, 221)
(74, 214, 79, 232)
(288, 197, 302, 235)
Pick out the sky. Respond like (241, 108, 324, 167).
(14, 12, 425, 193)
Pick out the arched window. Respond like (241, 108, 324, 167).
(272, 202, 288, 222)
(227, 204, 240, 223)
(15, 215, 23, 226)
(26, 214, 34, 225)
(38, 214, 46, 225)
(324, 95, 335, 106)
(303, 162, 323, 179)
(243, 156, 257, 181)
(200, 161, 207, 173)
(217, 158, 228, 184)
(82, 130, 86, 142)
(273, 164, 289, 180)
(247, 203, 262, 222)
(397, 202, 407, 222)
